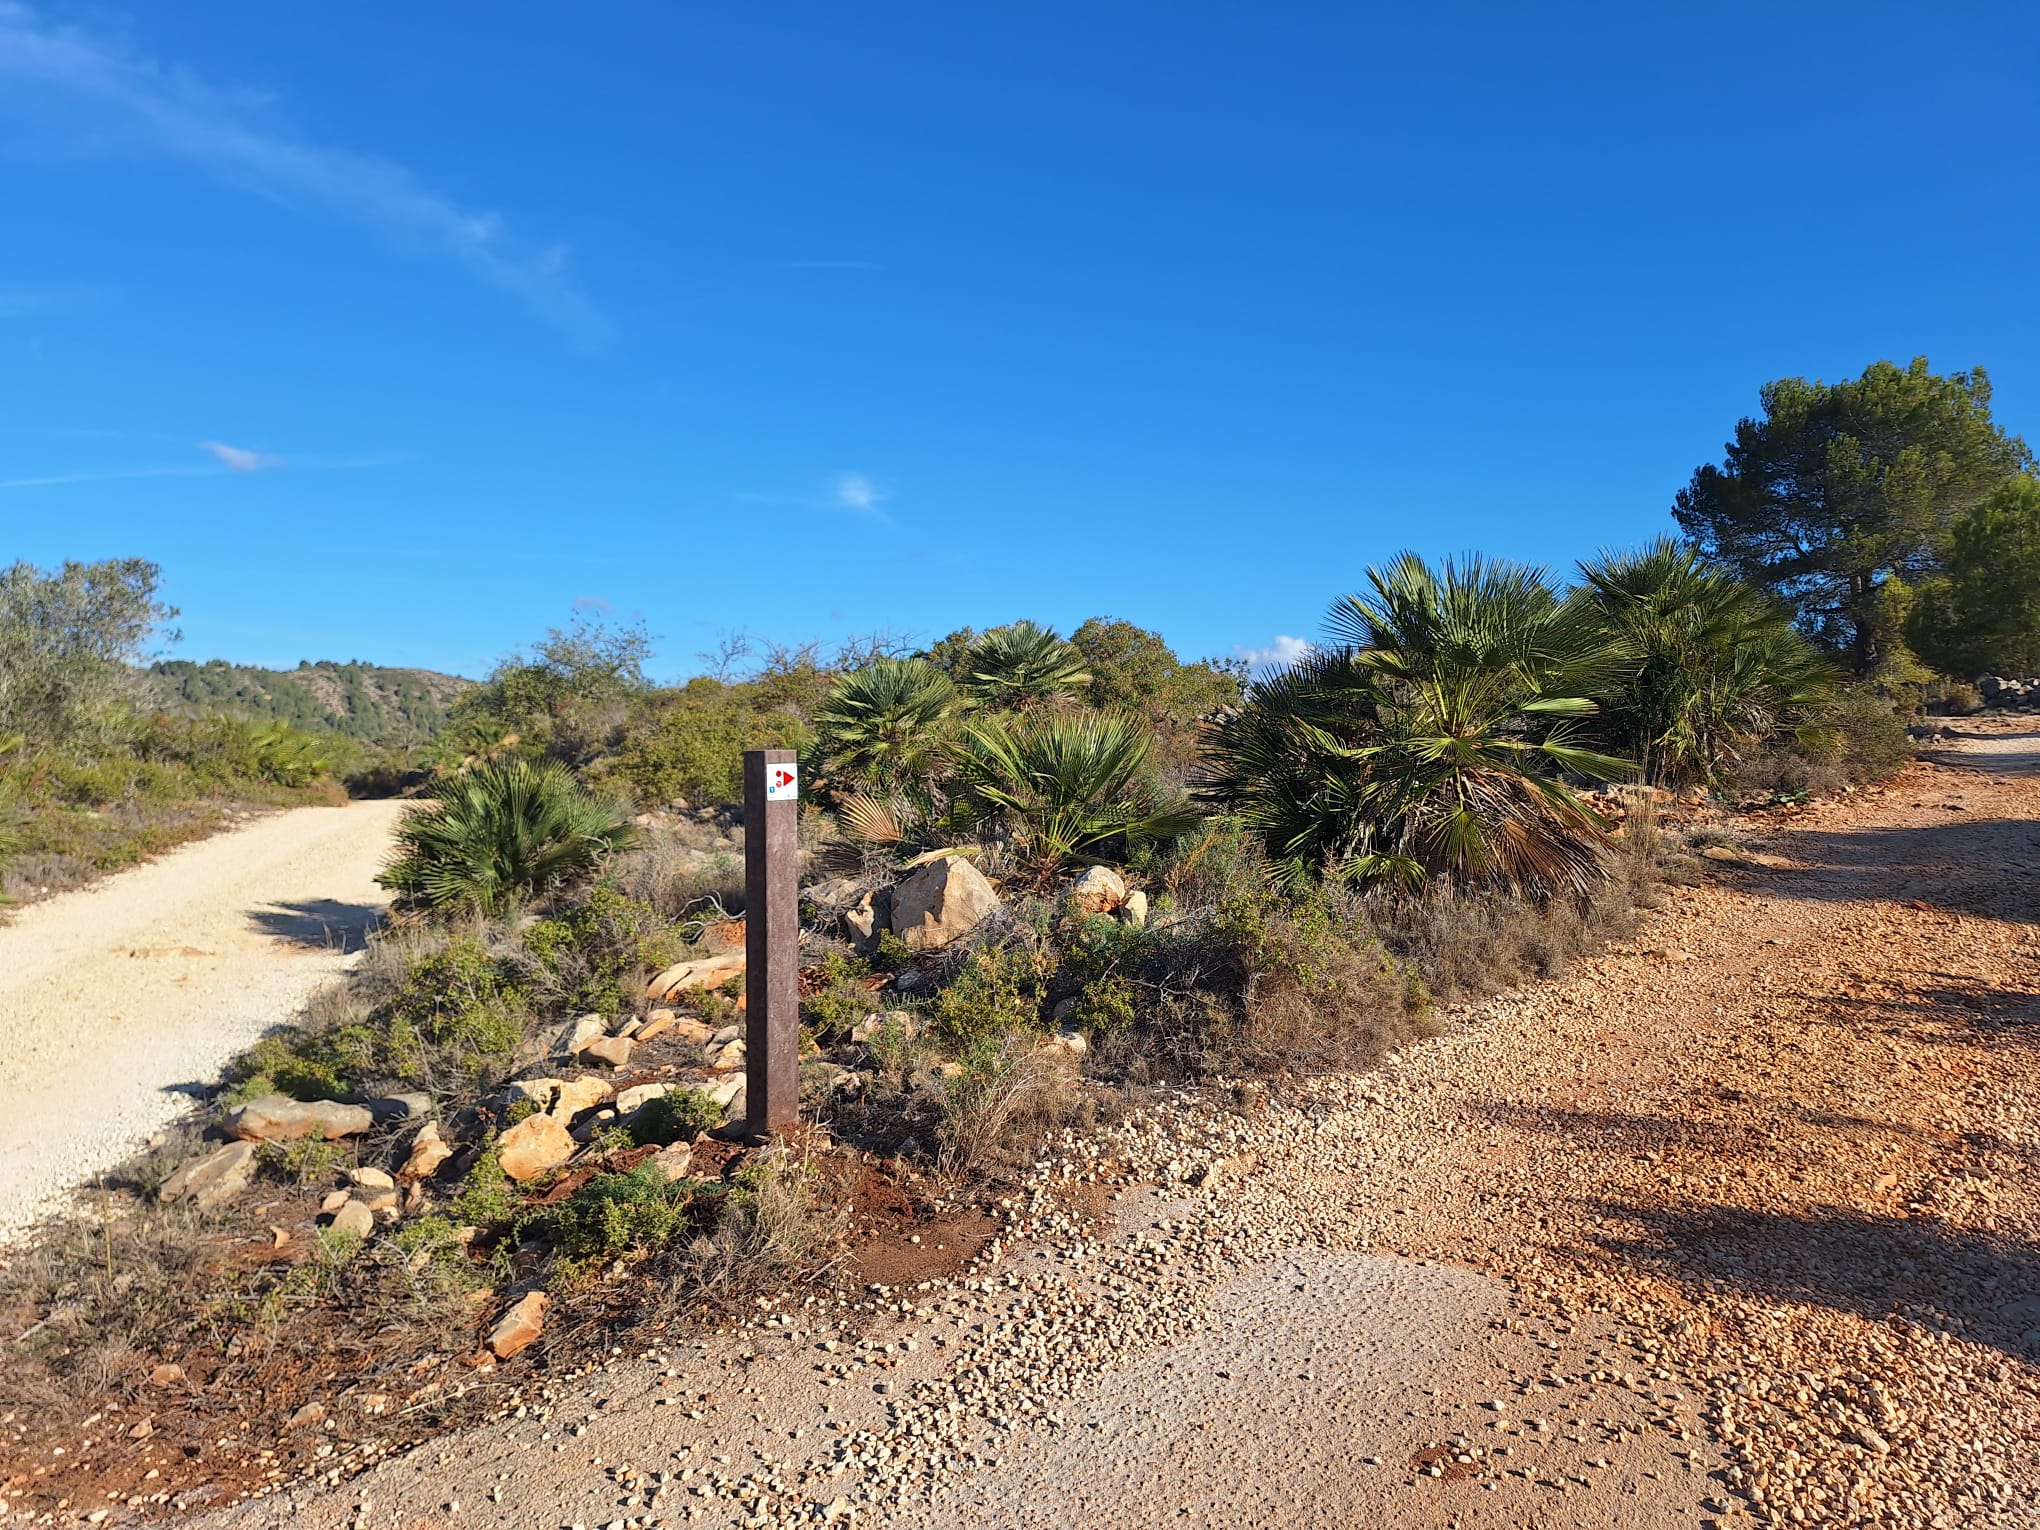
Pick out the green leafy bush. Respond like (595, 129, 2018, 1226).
(628, 1089, 723, 1145)
(800, 952, 878, 1037)
(931, 943, 1046, 1046)
(380, 759, 636, 916)
(524, 885, 687, 1018)
(548, 1163, 701, 1280)
(449, 1146, 522, 1231)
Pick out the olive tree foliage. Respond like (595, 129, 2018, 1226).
(0, 557, 179, 748)
(1674, 358, 2031, 676)
(1907, 475, 2040, 679)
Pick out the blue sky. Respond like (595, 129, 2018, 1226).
(3, 2, 2035, 680)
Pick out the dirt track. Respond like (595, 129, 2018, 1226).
(0, 800, 406, 1243)
(56, 726, 2040, 1527)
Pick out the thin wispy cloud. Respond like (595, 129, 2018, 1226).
(198, 439, 273, 472)
(834, 473, 889, 513)
(0, 2, 604, 342)
(0, 440, 403, 490)
(1235, 634, 1313, 670)
(0, 463, 217, 489)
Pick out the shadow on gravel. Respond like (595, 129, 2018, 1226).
(248, 898, 381, 952)
(1918, 725, 2040, 777)
(1750, 818, 2040, 924)
(1585, 1197, 2040, 1365)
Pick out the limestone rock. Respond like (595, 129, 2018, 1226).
(615, 1082, 672, 1115)
(349, 1166, 395, 1191)
(487, 1291, 549, 1359)
(651, 1142, 696, 1182)
(803, 876, 864, 911)
(635, 1015, 675, 1043)
(226, 1095, 374, 1143)
(1066, 865, 1127, 917)
(844, 887, 893, 955)
(326, 1199, 375, 1239)
(496, 1113, 575, 1181)
(705, 1076, 745, 1109)
(548, 1077, 612, 1120)
(852, 1009, 918, 1042)
(644, 950, 746, 1003)
(159, 1141, 257, 1211)
(583, 1036, 634, 1069)
(398, 1122, 452, 1182)
(711, 1037, 746, 1072)
(554, 1014, 608, 1057)
(1121, 888, 1149, 928)
(889, 857, 999, 951)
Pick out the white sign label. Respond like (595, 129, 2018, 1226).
(765, 763, 799, 802)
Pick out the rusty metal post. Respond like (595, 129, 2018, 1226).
(743, 748, 800, 1137)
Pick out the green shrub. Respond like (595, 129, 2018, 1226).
(628, 1089, 723, 1145)
(524, 884, 686, 1018)
(800, 952, 878, 1037)
(548, 1163, 700, 1280)
(930, 942, 1046, 1047)
(449, 1146, 521, 1231)
(380, 760, 636, 916)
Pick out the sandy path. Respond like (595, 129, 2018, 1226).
(157, 724, 2040, 1528)
(0, 799, 407, 1243)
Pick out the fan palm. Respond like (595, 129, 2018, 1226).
(809, 657, 962, 791)
(949, 710, 1200, 874)
(380, 759, 636, 916)
(1204, 553, 1630, 895)
(960, 622, 1092, 710)
(1579, 539, 1835, 785)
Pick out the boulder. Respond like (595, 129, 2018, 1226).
(889, 857, 999, 951)
(644, 950, 746, 1003)
(506, 1078, 563, 1109)
(366, 1092, 432, 1125)
(635, 1015, 675, 1043)
(711, 1038, 746, 1072)
(1121, 889, 1149, 928)
(159, 1141, 257, 1211)
(496, 1113, 575, 1181)
(705, 1076, 745, 1110)
(616, 1082, 672, 1115)
(583, 1036, 634, 1069)
(349, 1166, 395, 1192)
(844, 887, 893, 955)
(548, 1077, 613, 1120)
(554, 1014, 608, 1057)
(487, 1291, 549, 1359)
(398, 1123, 452, 1182)
(226, 1095, 374, 1143)
(326, 1199, 375, 1240)
(1066, 865, 1127, 917)
(803, 876, 864, 912)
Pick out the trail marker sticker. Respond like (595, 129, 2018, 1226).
(765, 763, 799, 802)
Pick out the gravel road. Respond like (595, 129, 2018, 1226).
(0, 800, 407, 1243)
(120, 723, 2040, 1528)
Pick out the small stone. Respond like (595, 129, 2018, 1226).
(327, 1199, 375, 1239)
(488, 1292, 549, 1359)
(399, 1121, 453, 1181)
(349, 1166, 395, 1191)
(157, 1140, 258, 1211)
(497, 1113, 576, 1181)
(555, 1014, 608, 1057)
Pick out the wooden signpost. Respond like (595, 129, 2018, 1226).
(742, 748, 800, 1137)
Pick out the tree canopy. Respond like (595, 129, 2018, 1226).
(1673, 358, 2031, 675)
(1907, 475, 2040, 679)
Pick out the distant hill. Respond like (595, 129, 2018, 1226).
(147, 659, 472, 745)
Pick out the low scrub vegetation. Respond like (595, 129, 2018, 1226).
(0, 559, 349, 903)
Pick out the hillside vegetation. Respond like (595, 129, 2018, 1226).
(148, 659, 470, 746)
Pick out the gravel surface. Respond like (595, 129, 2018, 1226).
(56, 722, 2040, 1529)
(0, 800, 406, 1243)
